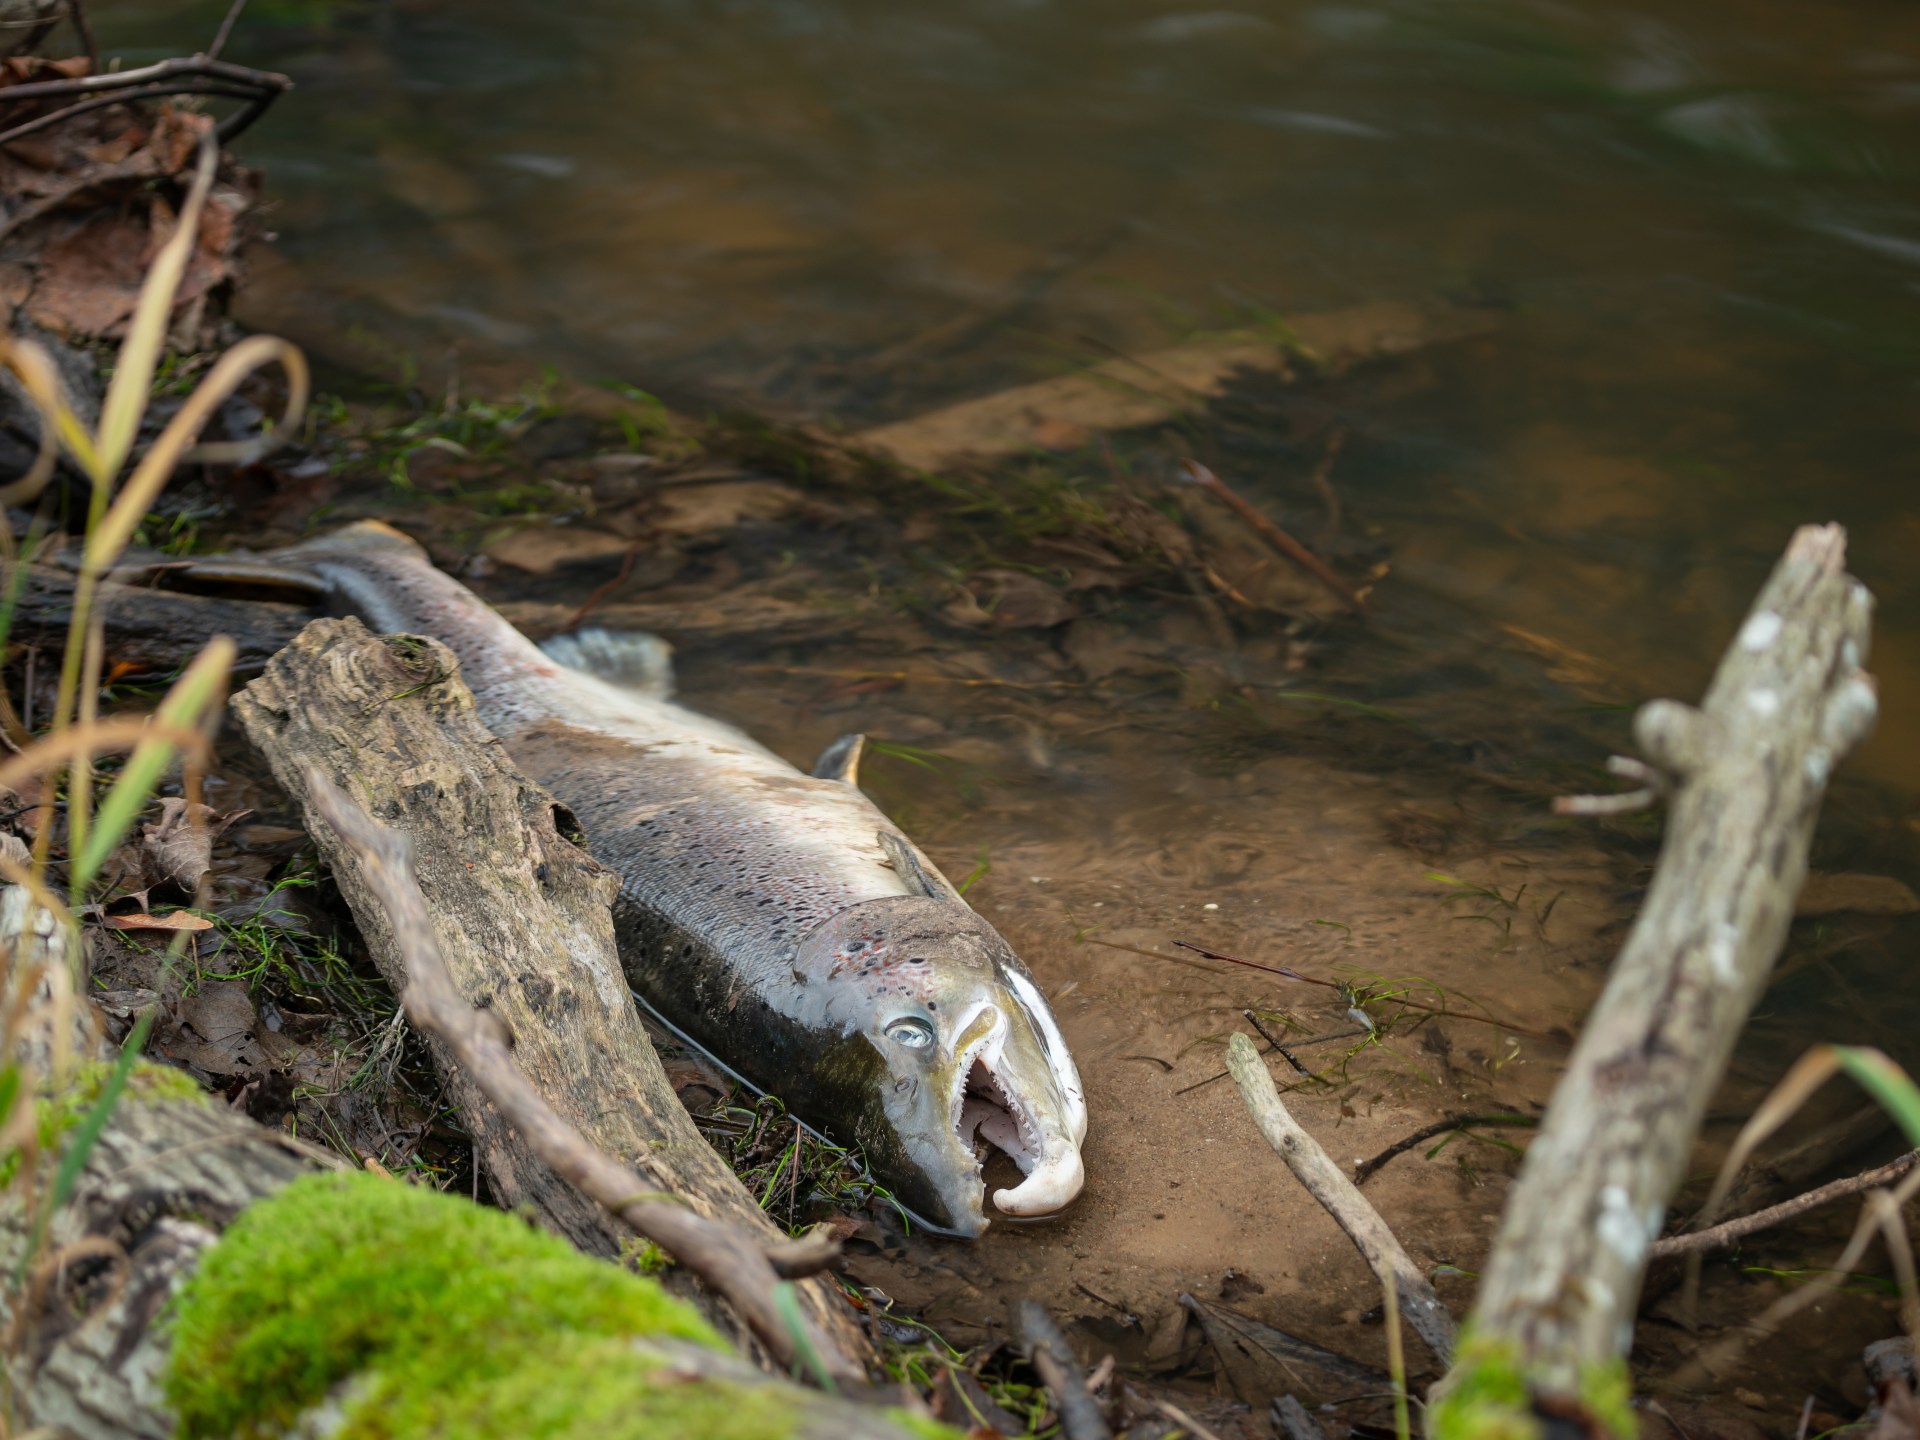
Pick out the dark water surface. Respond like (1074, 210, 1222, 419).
(101, 0, 1920, 790)
(87, 0, 1920, 1395)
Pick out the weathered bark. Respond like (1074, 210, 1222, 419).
(2, 1090, 322, 1439)
(1, 564, 308, 675)
(228, 616, 869, 1366)
(1437, 525, 1876, 1413)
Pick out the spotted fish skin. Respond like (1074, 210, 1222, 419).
(274, 523, 1088, 1235)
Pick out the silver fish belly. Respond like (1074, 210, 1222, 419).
(277, 523, 1088, 1236)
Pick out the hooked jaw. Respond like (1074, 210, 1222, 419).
(947, 998, 1086, 1225)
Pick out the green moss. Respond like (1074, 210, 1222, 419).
(167, 1171, 719, 1437)
(428, 1335, 796, 1440)
(893, 1414, 973, 1440)
(1427, 1332, 1636, 1440)
(120, 1059, 210, 1105)
(1427, 1333, 1539, 1440)
(0, 1060, 206, 1187)
(618, 1236, 673, 1275)
(165, 1171, 958, 1440)
(1576, 1354, 1637, 1440)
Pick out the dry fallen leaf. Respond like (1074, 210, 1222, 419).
(141, 797, 251, 894)
(102, 910, 214, 932)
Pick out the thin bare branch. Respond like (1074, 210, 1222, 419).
(1649, 1149, 1920, 1259)
(1224, 1031, 1456, 1363)
(1180, 460, 1366, 614)
(1017, 1300, 1111, 1440)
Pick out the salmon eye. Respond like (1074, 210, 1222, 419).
(885, 1017, 936, 1049)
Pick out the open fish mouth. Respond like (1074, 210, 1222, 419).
(949, 1009, 1084, 1220)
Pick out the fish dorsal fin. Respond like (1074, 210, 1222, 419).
(877, 830, 961, 902)
(811, 733, 866, 785)
(540, 627, 675, 700)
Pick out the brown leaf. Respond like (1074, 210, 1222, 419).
(26, 212, 151, 337)
(102, 910, 214, 932)
(157, 978, 290, 1078)
(649, 480, 800, 538)
(142, 798, 251, 895)
(485, 526, 636, 576)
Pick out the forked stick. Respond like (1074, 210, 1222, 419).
(1225, 1031, 1456, 1363)
(1435, 524, 1876, 1419)
(303, 770, 862, 1389)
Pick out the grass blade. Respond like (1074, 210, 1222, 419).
(72, 638, 235, 895)
(772, 1280, 837, 1393)
(0, 335, 80, 503)
(17, 1011, 152, 1284)
(87, 336, 310, 574)
(94, 139, 218, 482)
(1833, 1047, 1920, 1148)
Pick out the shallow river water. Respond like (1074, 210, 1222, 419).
(94, 0, 1920, 1423)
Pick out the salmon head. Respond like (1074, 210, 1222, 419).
(786, 892, 1088, 1238)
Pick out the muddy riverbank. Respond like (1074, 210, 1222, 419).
(45, 367, 1910, 1434)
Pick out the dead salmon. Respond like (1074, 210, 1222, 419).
(253, 522, 1087, 1236)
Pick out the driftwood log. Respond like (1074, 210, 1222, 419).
(229, 616, 869, 1370)
(1433, 525, 1876, 1418)
(1, 1076, 321, 1439)
(2, 564, 308, 675)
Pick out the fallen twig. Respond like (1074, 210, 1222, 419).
(0, 52, 291, 147)
(1245, 1008, 1311, 1075)
(1685, 1102, 1894, 1232)
(1553, 755, 1671, 818)
(1271, 1395, 1331, 1440)
(304, 770, 862, 1388)
(1172, 1027, 1371, 1098)
(1433, 524, 1877, 1416)
(1154, 1396, 1229, 1440)
(1017, 1300, 1111, 1440)
(1352, 1112, 1538, 1186)
(0, 53, 289, 104)
(1649, 1149, 1920, 1260)
(1223, 1031, 1456, 1364)
(1180, 460, 1365, 614)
